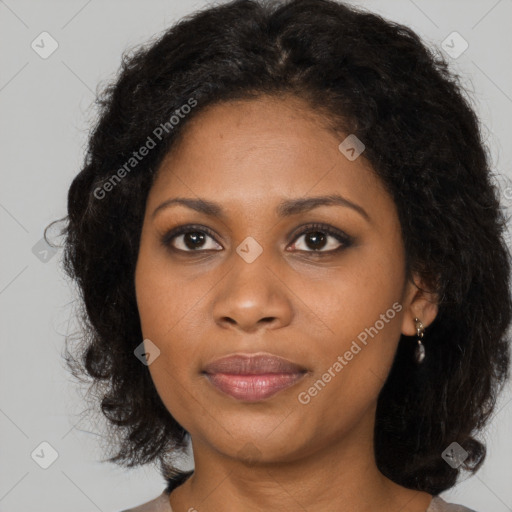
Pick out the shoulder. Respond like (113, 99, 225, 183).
(429, 496, 479, 512)
(119, 491, 172, 512)
(120, 470, 192, 512)
(121, 486, 481, 512)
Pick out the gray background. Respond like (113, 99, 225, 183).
(1, 0, 511, 511)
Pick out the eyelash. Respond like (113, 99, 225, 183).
(160, 222, 353, 255)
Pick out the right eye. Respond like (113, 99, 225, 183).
(161, 225, 223, 252)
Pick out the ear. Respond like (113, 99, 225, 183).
(401, 273, 439, 336)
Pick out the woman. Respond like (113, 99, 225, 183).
(57, 0, 511, 510)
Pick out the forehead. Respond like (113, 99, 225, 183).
(147, 95, 391, 220)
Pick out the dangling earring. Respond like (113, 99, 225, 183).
(414, 317, 426, 363)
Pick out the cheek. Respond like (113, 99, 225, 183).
(134, 245, 207, 387)
(135, 241, 195, 340)
(298, 244, 406, 400)
(315, 250, 404, 341)
(296, 289, 403, 436)
(135, 251, 200, 427)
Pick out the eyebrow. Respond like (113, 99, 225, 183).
(152, 194, 370, 222)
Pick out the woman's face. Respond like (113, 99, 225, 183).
(135, 95, 434, 465)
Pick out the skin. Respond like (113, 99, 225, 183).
(134, 95, 439, 512)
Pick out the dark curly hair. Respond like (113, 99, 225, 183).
(50, 0, 512, 496)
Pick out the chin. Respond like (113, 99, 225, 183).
(196, 410, 312, 461)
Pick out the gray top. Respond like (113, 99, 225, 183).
(121, 492, 478, 512)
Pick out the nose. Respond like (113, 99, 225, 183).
(212, 252, 293, 333)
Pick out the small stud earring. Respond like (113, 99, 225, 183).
(414, 317, 426, 363)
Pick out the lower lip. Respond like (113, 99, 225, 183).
(205, 373, 305, 401)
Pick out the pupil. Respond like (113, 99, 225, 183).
(185, 232, 205, 249)
(306, 231, 326, 250)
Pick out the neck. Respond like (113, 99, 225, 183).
(169, 406, 432, 512)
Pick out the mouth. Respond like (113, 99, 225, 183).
(202, 353, 308, 402)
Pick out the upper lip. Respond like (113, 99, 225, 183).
(203, 353, 307, 375)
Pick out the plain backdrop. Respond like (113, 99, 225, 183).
(1, 0, 511, 511)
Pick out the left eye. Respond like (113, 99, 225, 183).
(289, 224, 352, 253)
(162, 225, 222, 252)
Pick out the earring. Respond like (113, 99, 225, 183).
(414, 317, 426, 363)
